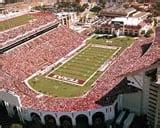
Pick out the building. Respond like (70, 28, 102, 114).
(0, 5, 159, 128)
(95, 8, 152, 37)
(94, 17, 147, 36)
(0, 26, 159, 128)
(56, 12, 78, 28)
(105, 0, 156, 3)
(100, 5, 136, 17)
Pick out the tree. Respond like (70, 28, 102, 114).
(152, 1, 160, 16)
(77, 5, 86, 12)
(155, 2, 160, 10)
(90, 6, 102, 13)
(144, 29, 153, 37)
(83, 3, 89, 9)
(153, 18, 157, 27)
(98, 0, 106, 8)
(140, 30, 145, 35)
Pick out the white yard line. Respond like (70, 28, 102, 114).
(24, 71, 45, 97)
(47, 44, 91, 78)
(81, 47, 121, 86)
(91, 44, 118, 50)
(45, 44, 91, 86)
(99, 47, 121, 72)
(81, 41, 135, 97)
(24, 35, 93, 86)
(24, 35, 134, 98)
(24, 34, 126, 97)
(47, 46, 121, 87)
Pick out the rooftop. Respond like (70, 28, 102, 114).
(111, 17, 142, 26)
(132, 11, 150, 18)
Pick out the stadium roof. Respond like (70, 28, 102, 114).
(100, 6, 136, 17)
(132, 11, 150, 18)
(111, 17, 141, 26)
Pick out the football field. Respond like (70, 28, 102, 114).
(28, 36, 134, 97)
(0, 14, 33, 31)
(47, 45, 116, 86)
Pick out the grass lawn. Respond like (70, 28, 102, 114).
(87, 36, 134, 52)
(0, 14, 34, 31)
(28, 36, 134, 97)
(51, 46, 116, 81)
(29, 72, 101, 97)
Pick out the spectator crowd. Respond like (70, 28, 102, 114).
(0, 19, 160, 112)
(0, 12, 57, 48)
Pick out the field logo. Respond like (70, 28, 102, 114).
(48, 73, 85, 85)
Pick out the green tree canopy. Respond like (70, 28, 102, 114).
(90, 6, 102, 13)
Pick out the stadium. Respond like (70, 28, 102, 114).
(0, 1, 160, 128)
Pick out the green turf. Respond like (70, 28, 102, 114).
(52, 46, 115, 81)
(29, 72, 101, 97)
(87, 36, 134, 52)
(0, 14, 34, 31)
(28, 36, 134, 97)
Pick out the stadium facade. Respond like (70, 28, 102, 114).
(1, 49, 160, 128)
(1, 19, 160, 128)
(0, 7, 160, 128)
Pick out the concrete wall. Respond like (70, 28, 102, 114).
(21, 103, 116, 126)
(127, 71, 152, 114)
(120, 91, 142, 115)
(0, 91, 20, 107)
(127, 72, 144, 89)
(142, 74, 151, 114)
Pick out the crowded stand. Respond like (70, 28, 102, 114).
(0, 12, 58, 49)
(1, 25, 84, 80)
(1, 20, 160, 112)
